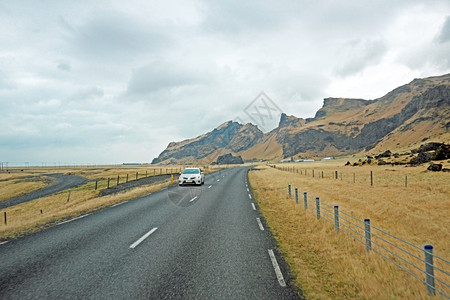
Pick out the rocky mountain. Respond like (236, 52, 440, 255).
(152, 73, 450, 164)
(151, 122, 263, 164)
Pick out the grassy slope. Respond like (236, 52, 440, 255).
(249, 160, 449, 299)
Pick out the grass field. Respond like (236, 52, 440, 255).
(249, 158, 449, 299)
(0, 165, 223, 241)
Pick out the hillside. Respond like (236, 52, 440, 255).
(152, 73, 450, 164)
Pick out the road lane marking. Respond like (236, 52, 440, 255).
(130, 227, 158, 249)
(208, 185, 212, 189)
(190, 196, 198, 202)
(217, 179, 220, 182)
(251, 203, 256, 210)
(111, 201, 128, 207)
(256, 218, 264, 230)
(57, 214, 91, 226)
(0, 241, 8, 245)
(246, 188, 249, 192)
(268, 249, 287, 287)
(248, 194, 252, 199)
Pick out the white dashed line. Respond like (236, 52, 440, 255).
(246, 188, 249, 192)
(57, 214, 91, 226)
(268, 249, 287, 287)
(256, 218, 264, 230)
(251, 203, 256, 210)
(130, 227, 158, 249)
(208, 185, 212, 189)
(111, 201, 128, 207)
(248, 194, 252, 199)
(190, 196, 198, 202)
(0, 241, 8, 245)
(217, 179, 220, 182)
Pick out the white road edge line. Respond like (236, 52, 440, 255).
(256, 218, 264, 231)
(57, 214, 91, 226)
(251, 203, 256, 210)
(130, 227, 158, 249)
(268, 249, 287, 287)
(111, 201, 128, 207)
(190, 196, 198, 202)
(0, 241, 8, 245)
(246, 188, 249, 192)
(208, 185, 212, 189)
(248, 194, 252, 199)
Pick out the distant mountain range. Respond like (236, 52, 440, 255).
(152, 74, 450, 164)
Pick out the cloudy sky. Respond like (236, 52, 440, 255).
(0, 0, 449, 165)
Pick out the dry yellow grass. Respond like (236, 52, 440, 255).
(249, 160, 449, 299)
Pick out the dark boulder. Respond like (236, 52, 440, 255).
(375, 150, 392, 159)
(216, 153, 244, 165)
(427, 163, 442, 172)
(410, 152, 432, 165)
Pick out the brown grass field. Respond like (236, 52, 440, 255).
(0, 165, 222, 240)
(249, 158, 449, 299)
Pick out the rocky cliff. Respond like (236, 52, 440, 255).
(151, 121, 263, 164)
(152, 73, 450, 163)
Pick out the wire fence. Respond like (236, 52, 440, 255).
(288, 184, 450, 298)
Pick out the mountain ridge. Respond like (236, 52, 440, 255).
(152, 73, 450, 164)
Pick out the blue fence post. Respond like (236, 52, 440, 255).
(315, 197, 320, 219)
(303, 192, 307, 209)
(334, 206, 339, 232)
(424, 245, 436, 296)
(295, 188, 298, 204)
(364, 219, 371, 251)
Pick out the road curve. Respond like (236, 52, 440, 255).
(0, 167, 302, 299)
(0, 174, 88, 210)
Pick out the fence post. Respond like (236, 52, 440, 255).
(405, 176, 408, 188)
(146, 170, 148, 177)
(424, 245, 436, 296)
(95, 180, 98, 190)
(107, 178, 110, 189)
(288, 185, 291, 197)
(117, 175, 120, 185)
(126, 174, 129, 183)
(303, 192, 307, 209)
(334, 206, 339, 232)
(335, 171, 338, 179)
(364, 219, 371, 251)
(67, 191, 71, 202)
(312, 170, 314, 177)
(136, 172, 138, 180)
(316, 197, 320, 219)
(3, 212, 6, 225)
(370, 171, 373, 186)
(295, 188, 298, 204)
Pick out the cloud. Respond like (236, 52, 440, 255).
(333, 39, 387, 77)
(0, 0, 449, 165)
(437, 16, 450, 43)
(126, 62, 205, 96)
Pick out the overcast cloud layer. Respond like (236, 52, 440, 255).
(1, 0, 449, 165)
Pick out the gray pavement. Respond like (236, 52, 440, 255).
(0, 167, 303, 299)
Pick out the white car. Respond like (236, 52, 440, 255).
(178, 168, 204, 186)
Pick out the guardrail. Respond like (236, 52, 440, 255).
(288, 184, 449, 298)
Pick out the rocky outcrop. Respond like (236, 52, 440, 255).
(153, 74, 450, 163)
(216, 153, 244, 165)
(151, 121, 263, 164)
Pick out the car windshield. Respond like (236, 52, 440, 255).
(182, 169, 200, 174)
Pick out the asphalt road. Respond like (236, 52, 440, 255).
(0, 173, 88, 210)
(0, 167, 302, 299)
